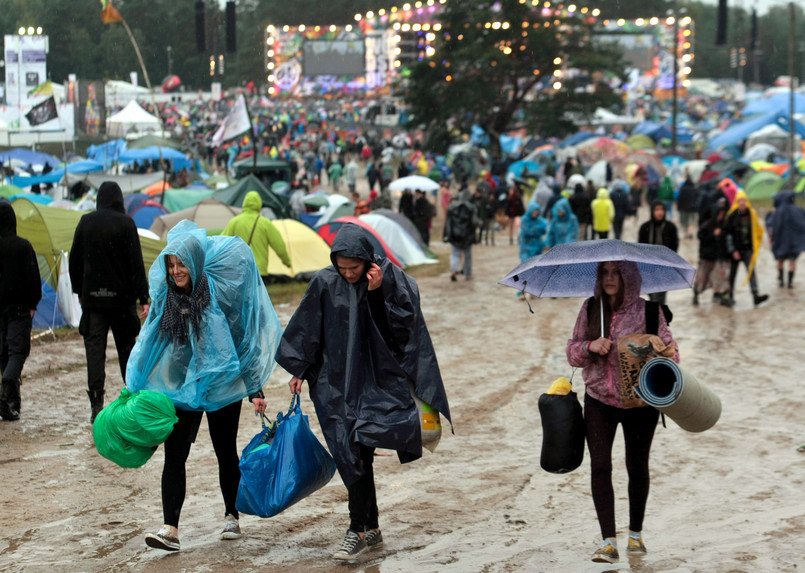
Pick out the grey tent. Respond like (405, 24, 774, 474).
(212, 174, 291, 218)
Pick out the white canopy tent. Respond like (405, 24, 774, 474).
(106, 100, 161, 137)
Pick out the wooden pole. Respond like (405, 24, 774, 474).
(788, 2, 796, 185)
(119, 17, 168, 196)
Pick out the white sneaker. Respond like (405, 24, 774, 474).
(220, 514, 242, 540)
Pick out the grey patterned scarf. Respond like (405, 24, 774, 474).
(159, 272, 210, 344)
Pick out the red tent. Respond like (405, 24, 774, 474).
(317, 217, 404, 268)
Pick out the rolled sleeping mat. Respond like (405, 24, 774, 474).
(637, 357, 721, 432)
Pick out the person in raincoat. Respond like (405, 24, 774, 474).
(567, 261, 679, 564)
(222, 190, 291, 283)
(546, 196, 579, 248)
(519, 200, 548, 261)
(276, 223, 451, 561)
(126, 220, 282, 552)
(766, 190, 805, 289)
(724, 191, 769, 307)
(590, 188, 615, 240)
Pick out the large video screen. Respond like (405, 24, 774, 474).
(302, 39, 366, 76)
(595, 33, 656, 71)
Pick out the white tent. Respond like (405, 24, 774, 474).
(107, 100, 160, 137)
(358, 213, 437, 267)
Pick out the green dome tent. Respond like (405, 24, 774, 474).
(11, 197, 166, 287)
(212, 174, 291, 218)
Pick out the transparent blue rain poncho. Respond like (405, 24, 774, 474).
(126, 220, 282, 411)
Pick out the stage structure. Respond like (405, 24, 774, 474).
(262, 1, 693, 98)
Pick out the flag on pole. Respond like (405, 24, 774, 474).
(211, 94, 252, 146)
(27, 80, 53, 97)
(101, 0, 123, 24)
(25, 96, 59, 126)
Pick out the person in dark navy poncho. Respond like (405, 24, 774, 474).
(277, 223, 451, 561)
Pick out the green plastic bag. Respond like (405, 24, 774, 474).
(93, 388, 178, 468)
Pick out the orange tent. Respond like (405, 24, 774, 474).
(143, 180, 171, 196)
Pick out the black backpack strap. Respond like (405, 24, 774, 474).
(645, 300, 659, 335)
(645, 300, 673, 335)
(585, 296, 595, 325)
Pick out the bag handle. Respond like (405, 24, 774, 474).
(276, 393, 300, 424)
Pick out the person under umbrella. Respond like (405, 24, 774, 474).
(567, 261, 679, 563)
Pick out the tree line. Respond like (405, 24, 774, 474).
(0, 0, 800, 92)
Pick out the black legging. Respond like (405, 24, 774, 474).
(584, 394, 659, 539)
(347, 444, 379, 532)
(161, 400, 243, 527)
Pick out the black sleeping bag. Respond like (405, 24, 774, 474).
(538, 391, 585, 474)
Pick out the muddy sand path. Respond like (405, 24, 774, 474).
(1, 218, 803, 572)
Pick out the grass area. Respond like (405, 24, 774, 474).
(266, 281, 311, 306)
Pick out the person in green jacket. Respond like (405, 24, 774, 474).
(222, 191, 291, 283)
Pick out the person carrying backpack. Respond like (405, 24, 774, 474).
(444, 189, 479, 281)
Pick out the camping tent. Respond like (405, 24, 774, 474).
(740, 92, 805, 116)
(130, 200, 170, 229)
(708, 110, 805, 151)
(318, 218, 404, 268)
(106, 100, 161, 137)
(367, 209, 428, 250)
(266, 219, 333, 280)
(314, 195, 355, 228)
(150, 198, 241, 239)
(11, 197, 166, 288)
(162, 186, 216, 212)
(212, 174, 291, 218)
(358, 213, 437, 267)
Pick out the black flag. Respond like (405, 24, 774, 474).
(25, 96, 58, 126)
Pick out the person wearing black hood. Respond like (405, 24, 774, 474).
(277, 224, 451, 561)
(0, 200, 41, 421)
(638, 200, 679, 304)
(70, 181, 150, 423)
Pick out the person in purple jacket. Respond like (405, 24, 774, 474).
(566, 261, 679, 564)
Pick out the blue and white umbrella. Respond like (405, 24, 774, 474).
(499, 239, 695, 299)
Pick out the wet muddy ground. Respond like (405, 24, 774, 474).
(2, 215, 803, 573)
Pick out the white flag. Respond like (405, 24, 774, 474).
(212, 94, 251, 146)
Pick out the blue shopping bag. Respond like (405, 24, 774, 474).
(236, 394, 337, 518)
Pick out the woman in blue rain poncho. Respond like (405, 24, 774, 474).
(126, 220, 282, 552)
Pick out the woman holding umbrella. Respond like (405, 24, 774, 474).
(566, 260, 679, 564)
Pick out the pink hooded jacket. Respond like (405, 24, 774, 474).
(566, 260, 679, 409)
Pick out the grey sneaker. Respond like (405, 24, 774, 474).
(364, 529, 383, 548)
(145, 528, 180, 551)
(220, 514, 242, 540)
(332, 529, 368, 561)
(591, 540, 619, 563)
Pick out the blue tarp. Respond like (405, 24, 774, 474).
(119, 146, 191, 171)
(741, 92, 805, 116)
(559, 131, 597, 148)
(0, 148, 59, 167)
(12, 160, 105, 187)
(87, 139, 127, 169)
(500, 134, 523, 156)
(708, 109, 805, 151)
(33, 280, 69, 330)
(632, 120, 694, 144)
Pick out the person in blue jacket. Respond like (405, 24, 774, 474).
(546, 196, 579, 248)
(126, 220, 282, 552)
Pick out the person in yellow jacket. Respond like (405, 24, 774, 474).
(591, 188, 615, 240)
(222, 191, 291, 283)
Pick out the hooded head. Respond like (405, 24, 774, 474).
(596, 188, 610, 200)
(0, 200, 16, 238)
(650, 199, 667, 221)
(161, 221, 208, 294)
(330, 223, 376, 283)
(593, 260, 642, 310)
(773, 189, 795, 208)
(525, 200, 542, 219)
(551, 196, 573, 221)
(242, 190, 263, 214)
(96, 181, 125, 214)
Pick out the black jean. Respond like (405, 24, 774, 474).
(0, 307, 33, 407)
(584, 394, 659, 539)
(79, 307, 140, 393)
(161, 400, 243, 527)
(728, 251, 760, 295)
(347, 444, 379, 532)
